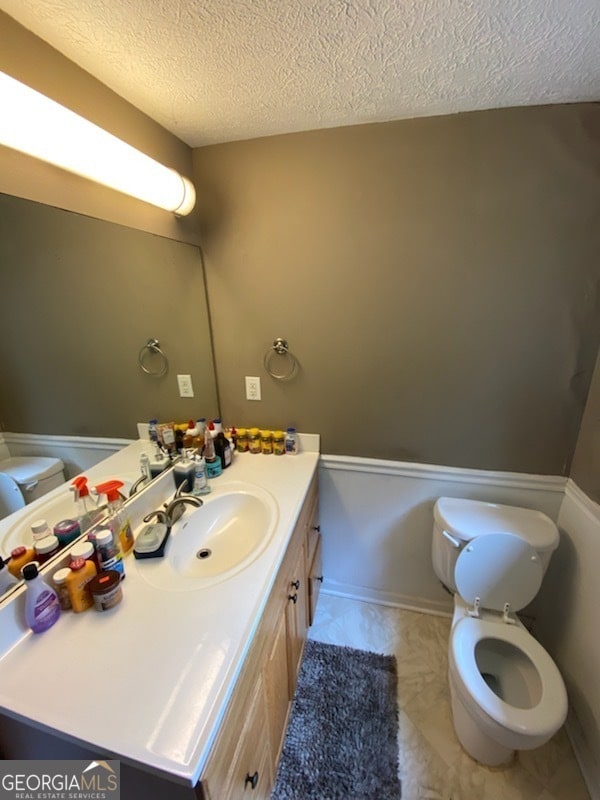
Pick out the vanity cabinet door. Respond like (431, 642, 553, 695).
(285, 538, 308, 699)
(307, 533, 323, 626)
(263, 609, 290, 763)
(201, 673, 272, 800)
(304, 491, 322, 627)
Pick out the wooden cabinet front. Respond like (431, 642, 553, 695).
(200, 471, 320, 800)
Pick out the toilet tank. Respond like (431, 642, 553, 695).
(0, 457, 65, 504)
(432, 497, 559, 593)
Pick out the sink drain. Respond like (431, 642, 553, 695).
(196, 548, 212, 560)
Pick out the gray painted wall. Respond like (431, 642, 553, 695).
(0, 195, 218, 438)
(194, 104, 600, 475)
(571, 351, 600, 503)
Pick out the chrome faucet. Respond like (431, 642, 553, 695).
(163, 495, 203, 525)
(174, 478, 193, 498)
(129, 474, 151, 497)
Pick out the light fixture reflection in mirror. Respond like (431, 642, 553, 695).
(0, 71, 196, 216)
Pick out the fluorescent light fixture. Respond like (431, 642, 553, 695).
(0, 71, 196, 216)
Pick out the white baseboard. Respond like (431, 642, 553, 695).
(322, 581, 453, 618)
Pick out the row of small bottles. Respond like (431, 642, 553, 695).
(236, 427, 298, 455)
(2, 478, 135, 633)
(18, 521, 127, 634)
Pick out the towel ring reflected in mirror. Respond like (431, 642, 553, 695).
(138, 338, 169, 378)
(263, 338, 299, 381)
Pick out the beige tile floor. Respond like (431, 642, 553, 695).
(308, 593, 591, 800)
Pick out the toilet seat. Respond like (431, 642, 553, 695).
(451, 615, 567, 738)
(455, 532, 543, 613)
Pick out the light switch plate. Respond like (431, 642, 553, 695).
(177, 374, 194, 398)
(245, 376, 261, 401)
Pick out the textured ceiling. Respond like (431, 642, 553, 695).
(1, 0, 600, 147)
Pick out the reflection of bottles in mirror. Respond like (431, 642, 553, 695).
(8, 546, 35, 579)
(140, 453, 152, 481)
(34, 535, 60, 565)
(31, 519, 52, 542)
(149, 450, 170, 478)
(148, 419, 159, 445)
(0, 556, 19, 595)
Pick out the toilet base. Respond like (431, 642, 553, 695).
(449, 672, 514, 767)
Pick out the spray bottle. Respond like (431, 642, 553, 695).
(70, 477, 103, 531)
(94, 480, 134, 555)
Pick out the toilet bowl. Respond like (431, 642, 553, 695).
(448, 598, 567, 765)
(432, 497, 568, 766)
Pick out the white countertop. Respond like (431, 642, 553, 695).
(0, 440, 319, 787)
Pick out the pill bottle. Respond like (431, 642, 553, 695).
(30, 519, 52, 542)
(248, 428, 261, 454)
(272, 431, 286, 456)
(52, 567, 72, 610)
(95, 528, 125, 581)
(260, 430, 273, 455)
(66, 557, 97, 612)
(71, 539, 100, 572)
(53, 519, 82, 548)
(8, 546, 36, 579)
(34, 535, 60, 565)
(285, 427, 298, 455)
(236, 428, 248, 453)
(89, 570, 123, 612)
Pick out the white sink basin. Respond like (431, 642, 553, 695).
(134, 482, 279, 592)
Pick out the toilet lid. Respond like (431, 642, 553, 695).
(455, 532, 544, 612)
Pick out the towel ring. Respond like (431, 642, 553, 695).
(138, 338, 168, 377)
(263, 338, 299, 381)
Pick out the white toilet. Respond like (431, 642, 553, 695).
(432, 497, 568, 766)
(0, 457, 65, 519)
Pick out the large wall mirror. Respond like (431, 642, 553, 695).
(0, 193, 219, 439)
(0, 192, 218, 597)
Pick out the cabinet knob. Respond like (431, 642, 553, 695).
(311, 524, 321, 533)
(288, 593, 298, 604)
(245, 771, 259, 789)
(291, 579, 300, 590)
(316, 575, 324, 583)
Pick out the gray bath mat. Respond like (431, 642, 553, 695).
(271, 639, 401, 800)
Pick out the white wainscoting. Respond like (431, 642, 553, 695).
(318, 455, 596, 799)
(1, 431, 133, 478)
(318, 454, 566, 616)
(530, 480, 600, 800)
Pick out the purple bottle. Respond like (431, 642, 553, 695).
(22, 562, 61, 633)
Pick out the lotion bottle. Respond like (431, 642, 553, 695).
(22, 562, 61, 632)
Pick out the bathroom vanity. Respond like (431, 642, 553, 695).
(0, 439, 321, 800)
